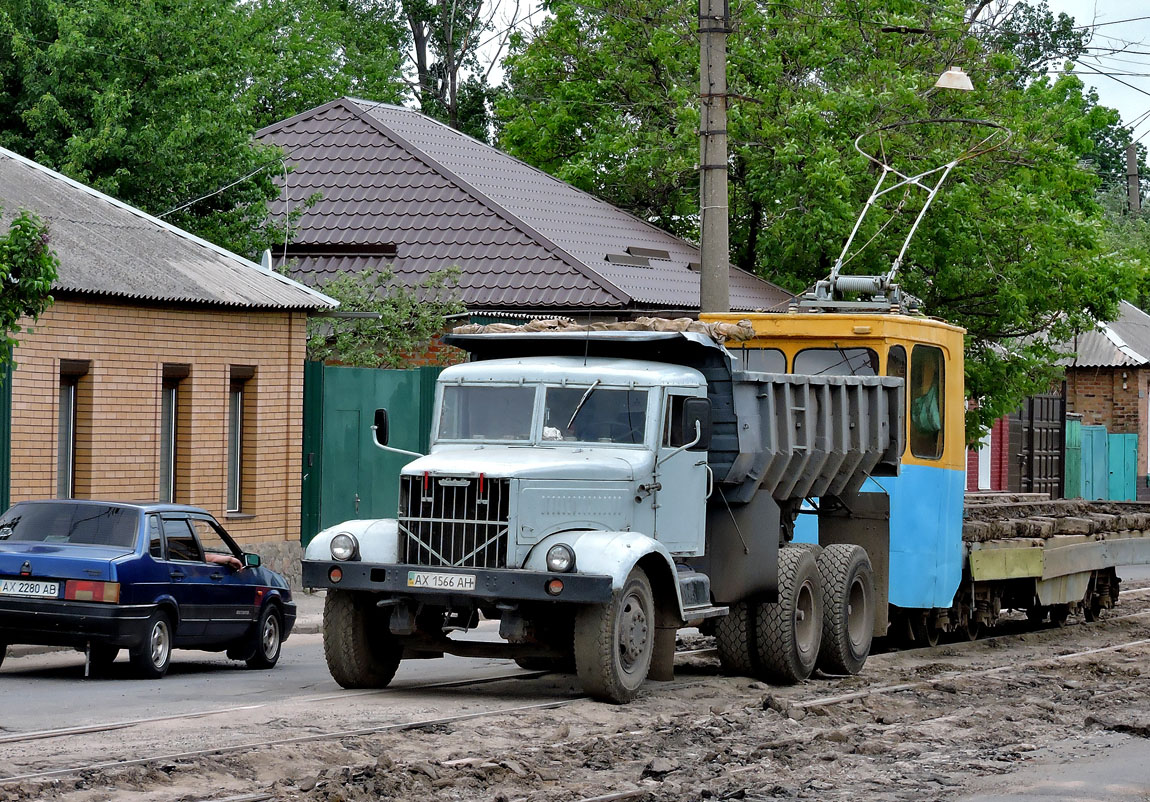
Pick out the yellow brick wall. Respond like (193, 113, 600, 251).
(10, 299, 308, 548)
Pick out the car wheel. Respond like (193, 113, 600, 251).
(245, 605, 283, 669)
(130, 610, 173, 679)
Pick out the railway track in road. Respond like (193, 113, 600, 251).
(3, 586, 1148, 790)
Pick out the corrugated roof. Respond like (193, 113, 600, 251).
(1069, 301, 1150, 368)
(0, 147, 336, 310)
(258, 98, 793, 313)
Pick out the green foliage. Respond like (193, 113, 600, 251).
(0, 208, 58, 366)
(497, 0, 1141, 443)
(0, 0, 408, 258)
(307, 267, 465, 368)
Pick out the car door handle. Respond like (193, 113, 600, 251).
(169, 570, 186, 580)
(210, 573, 225, 582)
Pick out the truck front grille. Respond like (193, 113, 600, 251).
(398, 475, 510, 569)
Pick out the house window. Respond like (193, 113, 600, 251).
(57, 360, 90, 498)
(159, 365, 189, 503)
(227, 366, 255, 513)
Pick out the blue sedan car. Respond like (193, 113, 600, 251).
(0, 500, 295, 678)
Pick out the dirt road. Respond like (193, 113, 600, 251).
(2, 592, 1148, 802)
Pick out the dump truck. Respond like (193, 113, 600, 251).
(303, 311, 1150, 703)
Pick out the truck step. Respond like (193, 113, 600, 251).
(682, 604, 729, 620)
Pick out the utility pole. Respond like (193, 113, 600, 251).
(1127, 143, 1141, 214)
(699, 0, 730, 313)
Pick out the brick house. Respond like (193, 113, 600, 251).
(257, 98, 793, 319)
(1063, 300, 1150, 496)
(0, 146, 336, 583)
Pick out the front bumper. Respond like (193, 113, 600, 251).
(0, 597, 154, 649)
(302, 561, 614, 604)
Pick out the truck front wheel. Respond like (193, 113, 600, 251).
(323, 590, 402, 689)
(574, 568, 655, 703)
(755, 545, 822, 683)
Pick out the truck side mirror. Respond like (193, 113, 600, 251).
(374, 408, 390, 446)
(682, 398, 712, 451)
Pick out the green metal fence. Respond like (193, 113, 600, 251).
(300, 362, 443, 546)
(0, 351, 10, 511)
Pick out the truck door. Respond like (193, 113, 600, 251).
(654, 392, 708, 555)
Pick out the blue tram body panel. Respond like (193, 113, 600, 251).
(794, 464, 965, 610)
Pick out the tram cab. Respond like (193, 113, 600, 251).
(703, 311, 967, 613)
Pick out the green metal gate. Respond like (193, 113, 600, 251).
(0, 352, 10, 511)
(300, 363, 442, 546)
(1108, 433, 1138, 501)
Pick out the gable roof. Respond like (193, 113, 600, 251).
(257, 98, 793, 313)
(1069, 301, 1150, 368)
(0, 147, 336, 310)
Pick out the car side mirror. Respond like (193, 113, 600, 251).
(244, 552, 261, 568)
(374, 408, 389, 446)
(682, 398, 712, 451)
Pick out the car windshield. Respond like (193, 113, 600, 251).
(0, 503, 139, 549)
(437, 385, 536, 441)
(542, 387, 648, 444)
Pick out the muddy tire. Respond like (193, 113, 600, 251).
(755, 545, 822, 684)
(815, 544, 874, 675)
(715, 600, 757, 677)
(323, 590, 401, 689)
(574, 568, 654, 703)
(130, 610, 172, 679)
(246, 604, 283, 669)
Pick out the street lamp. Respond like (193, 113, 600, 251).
(934, 66, 974, 91)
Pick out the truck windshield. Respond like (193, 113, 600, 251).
(438, 385, 536, 441)
(542, 387, 648, 444)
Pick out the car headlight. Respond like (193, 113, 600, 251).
(546, 543, 575, 573)
(330, 533, 359, 561)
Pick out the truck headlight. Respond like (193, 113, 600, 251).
(330, 533, 359, 561)
(546, 543, 575, 573)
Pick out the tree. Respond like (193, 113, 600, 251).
(497, 0, 1140, 441)
(1, 209, 59, 369)
(0, 0, 409, 257)
(305, 267, 465, 368)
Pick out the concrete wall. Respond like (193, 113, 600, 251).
(10, 298, 309, 550)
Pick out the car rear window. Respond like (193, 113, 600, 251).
(0, 503, 139, 549)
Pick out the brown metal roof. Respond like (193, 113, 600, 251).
(258, 98, 793, 313)
(1068, 301, 1150, 368)
(0, 148, 336, 310)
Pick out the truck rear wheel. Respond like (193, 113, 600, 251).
(323, 590, 402, 689)
(755, 545, 822, 684)
(815, 544, 874, 675)
(715, 600, 756, 677)
(574, 568, 654, 703)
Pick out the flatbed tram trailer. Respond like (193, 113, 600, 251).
(704, 311, 1150, 643)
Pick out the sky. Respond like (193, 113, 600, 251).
(1043, 1, 1150, 142)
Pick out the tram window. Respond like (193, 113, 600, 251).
(793, 347, 879, 376)
(910, 345, 945, 460)
(887, 345, 908, 455)
(887, 345, 906, 383)
(738, 348, 786, 373)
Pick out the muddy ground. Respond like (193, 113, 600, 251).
(2, 591, 1149, 802)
